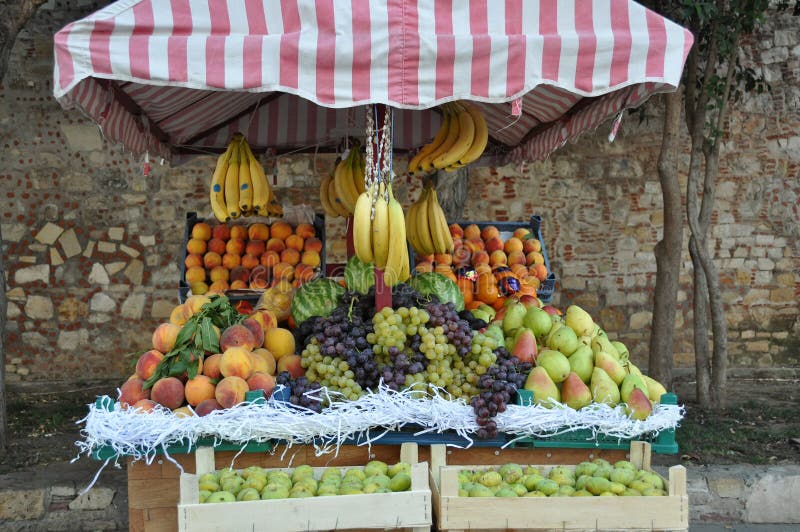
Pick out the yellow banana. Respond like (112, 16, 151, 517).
(414, 187, 435, 256)
(407, 109, 450, 174)
(405, 197, 422, 255)
(353, 149, 366, 195)
(329, 176, 351, 217)
(352, 184, 374, 264)
(237, 142, 253, 214)
(384, 185, 409, 286)
(428, 187, 454, 254)
(224, 139, 241, 219)
(458, 101, 489, 166)
(334, 152, 359, 214)
(371, 182, 390, 269)
(209, 141, 234, 222)
(434, 102, 475, 170)
(243, 140, 270, 212)
(319, 174, 339, 217)
(419, 104, 460, 173)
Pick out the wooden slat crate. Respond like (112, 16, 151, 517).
(430, 441, 688, 532)
(177, 442, 432, 532)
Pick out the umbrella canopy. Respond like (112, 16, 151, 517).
(54, 0, 692, 163)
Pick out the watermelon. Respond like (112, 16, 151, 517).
(409, 272, 465, 311)
(344, 256, 375, 295)
(291, 278, 345, 325)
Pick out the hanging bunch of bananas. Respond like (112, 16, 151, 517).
(319, 146, 366, 218)
(209, 134, 282, 222)
(406, 183, 454, 256)
(407, 101, 489, 175)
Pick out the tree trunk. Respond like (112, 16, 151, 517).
(648, 90, 684, 389)
(434, 167, 469, 221)
(689, 236, 712, 408)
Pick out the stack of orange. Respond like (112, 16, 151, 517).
(184, 220, 322, 295)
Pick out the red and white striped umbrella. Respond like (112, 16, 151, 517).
(54, 0, 692, 163)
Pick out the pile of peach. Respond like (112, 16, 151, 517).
(118, 295, 305, 416)
(184, 220, 322, 295)
(415, 224, 549, 308)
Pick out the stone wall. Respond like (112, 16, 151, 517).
(1, 4, 798, 383)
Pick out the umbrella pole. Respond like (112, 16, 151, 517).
(372, 105, 392, 311)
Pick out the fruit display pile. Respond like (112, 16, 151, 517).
(319, 145, 367, 218)
(183, 219, 322, 296)
(454, 459, 667, 498)
(197, 460, 413, 503)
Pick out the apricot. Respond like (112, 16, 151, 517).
(489, 250, 508, 266)
(203, 353, 223, 379)
(266, 238, 286, 253)
(135, 349, 164, 380)
(203, 251, 222, 269)
(303, 237, 323, 253)
(270, 221, 293, 241)
(185, 374, 216, 406)
(184, 253, 203, 270)
(526, 251, 545, 266)
(170, 305, 187, 326)
(220, 346, 255, 379)
(471, 250, 490, 266)
(241, 318, 265, 347)
(285, 234, 304, 252)
(480, 225, 500, 242)
(230, 225, 248, 240)
(152, 323, 181, 353)
(120, 376, 150, 407)
(294, 263, 316, 282)
(247, 223, 270, 241)
(465, 238, 484, 253)
(151, 377, 185, 410)
(449, 223, 464, 239)
(247, 372, 276, 398)
(195, 398, 223, 416)
(208, 237, 227, 255)
(295, 223, 316, 239)
(276, 354, 304, 379)
(229, 266, 251, 284)
(414, 261, 434, 273)
(249, 310, 278, 334)
(190, 282, 209, 295)
(463, 224, 481, 240)
(226, 238, 246, 256)
(186, 238, 207, 255)
(212, 224, 231, 240)
(508, 250, 527, 266)
(273, 262, 295, 281)
(504, 237, 523, 254)
(484, 236, 504, 253)
(298, 250, 319, 268)
(192, 222, 212, 241)
(241, 254, 260, 270)
(531, 263, 548, 281)
(182, 294, 211, 320)
(208, 265, 229, 283)
(185, 266, 206, 284)
(230, 280, 248, 290)
(513, 228, 531, 240)
(222, 252, 241, 270)
(220, 324, 258, 352)
(131, 398, 156, 413)
(264, 328, 295, 360)
(251, 348, 277, 375)
(260, 250, 280, 268)
(215, 376, 249, 409)
(208, 280, 230, 294)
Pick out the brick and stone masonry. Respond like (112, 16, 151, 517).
(0, 3, 797, 383)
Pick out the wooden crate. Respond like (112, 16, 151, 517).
(177, 442, 431, 532)
(430, 441, 688, 532)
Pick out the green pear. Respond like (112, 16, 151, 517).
(502, 302, 527, 334)
(547, 326, 579, 356)
(643, 488, 667, 496)
(534, 479, 559, 495)
(498, 463, 524, 484)
(345, 468, 366, 481)
(556, 485, 576, 496)
(260, 484, 290, 499)
(268, 475, 292, 491)
(614, 460, 636, 471)
(574, 462, 598, 478)
(625, 388, 653, 420)
(610, 341, 629, 361)
(317, 484, 339, 496)
(592, 458, 611, 468)
(483, 324, 505, 349)
(572, 489, 593, 497)
(291, 464, 315, 483)
(591, 367, 621, 406)
(586, 477, 611, 495)
(205, 490, 236, 503)
(524, 490, 547, 497)
(523, 474, 544, 491)
(523, 306, 553, 339)
(477, 304, 496, 322)
(479, 470, 502, 487)
(622, 487, 642, 496)
(198, 490, 211, 503)
(387, 462, 411, 478)
(364, 474, 390, 489)
(642, 375, 668, 403)
(469, 484, 494, 497)
(243, 475, 267, 492)
(523, 366, 561, 407)
(569, 345, 594, 383)
(560, 371, 592, 410)
(545, 321, 564, 348)
(594, 351, 627, 385)
(524, 466, 542, 476)
(198, 478, 220, 493)
(609, 468, 635, 486)
(620, 373, 649, 403)
(592, 465, 613, 480)
(321, 467, 342, 482)
(241, 466, 266, 480)
(536, 349, 571, 383)
(293, 477, 318, 495)
(591, 332, 619, 360)
(510, 483, 528, 497)
(564, 305, 595, 337)
(236, 487, 261, 501)
(548, 466, 575, 486)
(289, 487, 314, 498)
(338, 487, 365, 495)
(626, 362, 643, 379)
(609, 481, 626, 495)
(628, 480, 652, 493)
(577, 335, 593, 347)
(494, 487, 518, 497)
(220, 476, 245, 495)
(364, 460, 388, 477)
(388, 472, 412, 492)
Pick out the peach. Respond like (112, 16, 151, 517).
(152, 323, 181, 353)
(294, 263, 316, 282)
(185, 266, 206, 285)
(276, 354, 304, 379)
(241, 318, 265, 347)
(523, 237, 542, 254)
(480, 225, 500, 242)
(219, 347, 254, 379)
(504, 237, 523, 254)
(452, 247, 471, 266)
(182, 294, 211, 320)
(449, 223, 464, 239)
(208, 280, 230, 294)
(186, 238, 207, 255)
(285, 234, 305, 252)
(489, 250, 508, 266)
(485, 236, 504, 253)
(195, 398, 223, 417)
(220, 324, 258, 352)
(150, 377, 185, 410)
(170, 305, 187, 326)
(513, 228, 530, 240)
(173, 406, 195, 418)
(120, 376, 150, 407)
(266, 238, 286, 253)
(131, 398, 156, 413)
(300, 250, 320, 268)
(245, 240, 265, 257)
(249, 351, 269, 374)
(184, 253, 203, 270)
(203, 353, 223, 379)
(226, 238, 246, 256)
(247, 223, 270, 241)
(273, 262, 294, 281)
(230, 266, 251, 283)
(222, 252, 241, 270)
(212, 224, 231, 241)
(471, 250, 490, 266)
(249, 310, 278, 334)
(241, 254, 260, 270)
(185, 374, 216, 406)
(508, 250, 527, 266)
(230, 280, 248, 290)
(209, 265, 229, 283)
(295, 223, 316, 239)
(414, 261, 434, 273)
(249, 278, 269, 290)
(531, 263, 548, 281)
(526, 251, 545, 265)
(465, 238, 485, 253)
(203, 251, 221, 269)
(208, 237, 227, 255)
(247, 372, 276, 398)
(252, 348, 277, 375)
(135, 349, 164, 380)
(303, 237, 323, 253)
(260, 250, 280, 268)
(434, 253, 452, 266)
(190, 282, 209, 295)
(463, 224, 481, 240)
(192, 222, 212, 241)
(230, 225, 248, 240)
(270, 221, 293, 241)
(215, 376, 249, 409)
(264, 328, 295, 360)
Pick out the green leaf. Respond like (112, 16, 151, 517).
(169, 359, 188, 377)
(200, 318, 220, 354)
(175, 321, 198, 349)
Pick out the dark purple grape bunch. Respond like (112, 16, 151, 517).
(425, 301, 473, 357)
(275, 371, 323, 413)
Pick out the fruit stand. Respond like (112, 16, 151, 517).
(54, 1, 694, 531)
